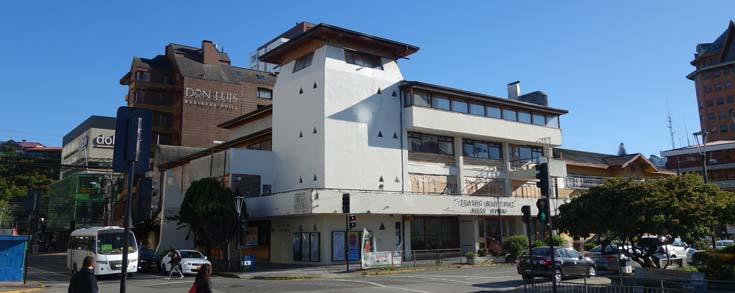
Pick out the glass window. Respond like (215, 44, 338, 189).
(97, 232, 137, 254)
(433, 95, 450, 111)
(408, 132, 422, 152)
(716, 84, 723, 91)
(344, 50, 383, 70)
(469, 103, 484, 116)
(717, 97, 724, 105)
(546, 115, 559, 128)
(486, 106, 501, 118)
(413, 91, 431, 107)
(410, 132, 453, 155)
(720, 111, 726, 119)
(293, 52, 314, 73)
(451, 99, 468, 113)
(728, 96, 734, 103)
(438, 136, 454, 155)
(420, 134, 438, 153)
(707, 99, 714, 107)
(488, 143, 502, 159)
(706, 86, 713, 93)
(518, 111, 531, 123)
(722, 125, 729, 133)
(463, 139, 502, 159)
(257, 88, 273, 99)
(566, 249, 580, 258)
(135, 71, 150, 81)
(403, 91, 413, 106)
(462, 140, 475, 157)
(707, 113, 716, 120)
(502, 108, 517, 121)
(532, 113, 545, 126)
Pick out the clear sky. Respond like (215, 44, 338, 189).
(1, 0, 733, 157)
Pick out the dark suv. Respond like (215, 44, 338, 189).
(517, 247, 596, 282)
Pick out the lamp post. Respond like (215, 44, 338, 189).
(693, 131, 717, 250)
(233, 194, 245, 271)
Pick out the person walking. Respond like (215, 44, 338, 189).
(189, 263, 212, 293)
(167, 248, 184, 280)
(68, 256, 98, 293)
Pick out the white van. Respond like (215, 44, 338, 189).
(67, 227, 138, 275)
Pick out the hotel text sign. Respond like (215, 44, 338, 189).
(184, 87, 239, 110)
(453, 198, 517, 215)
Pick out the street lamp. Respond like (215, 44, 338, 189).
(692, 131, 709, 183)
(233, 194, 245, 271)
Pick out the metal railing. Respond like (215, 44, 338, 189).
(563, 175, 610, 189)
(509, 157, 542, 171)
(524, 280, 696, 293)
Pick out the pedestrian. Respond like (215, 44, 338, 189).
(189, 263, 212, 293)
(167, 247, 184, 280)
(68, 256, 98, 293)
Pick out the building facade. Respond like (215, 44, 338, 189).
(661, 141, 735, 191)
(249, 22, 314, 73)
(688, 21, 735, 142)
(120, 40, 276, 148)
(157, 24, 570, 263)
(60, 115, 116, 177)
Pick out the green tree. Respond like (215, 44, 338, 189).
(175, 177, 241, 271)
(0, 144, 59, 218)
(555, 174, 735, 268)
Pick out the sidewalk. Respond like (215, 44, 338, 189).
(0, 282, 44, 293)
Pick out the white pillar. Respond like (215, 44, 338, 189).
(403, 216, 412, 260)
(455, 136, 464, 194)
(459, 216, 479, 255)
(502, 142, 513, 197)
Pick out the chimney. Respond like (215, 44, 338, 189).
(507, 81, 520, 99)
(202, 40, 219, 64)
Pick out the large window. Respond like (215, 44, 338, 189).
(469, 103, 485, 116)
(510, 145, 544, 162)
(257, 88, 273, 99)
(293, 232, 320, 262)
(546, 115, 560, 128)
(432, 95, 451, 111)
(463, 139, 502, 160)
(135, 71, 150, 81)
(133, 91, 174, 106)
(410, 217, 459, 250)
(503, 108, 517, 121)
(532, 113, 545, 126)
(408, 132, 454, 155)
(151, 111, 173, 128)
(486, 106, 501, 118)
(344, 50, 383, 70)
(292, 52, 314, 73)
(413, 91, 431, 107)
(451, 99, 468, 113)
(518, 111, 532, 124)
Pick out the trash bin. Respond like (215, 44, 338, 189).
(241, 255, 255, 272)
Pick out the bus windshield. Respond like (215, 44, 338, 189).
(97, 232, 137, 254)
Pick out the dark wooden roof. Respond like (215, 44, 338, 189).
(217, 105, 272, 129)
(158, 128, 272, 170)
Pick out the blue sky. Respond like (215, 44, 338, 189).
(0, 0, 732, 157)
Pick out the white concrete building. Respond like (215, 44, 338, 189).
(158, 23, 569, 264)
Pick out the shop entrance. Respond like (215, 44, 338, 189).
(410, 217, 459, 250)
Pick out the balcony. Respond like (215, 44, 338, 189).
(562, 175, 647, 190)
(403, 106, 562, 145)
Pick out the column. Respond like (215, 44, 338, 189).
(459, 216, 479, 255)
(502, 142, 513, 197)
(403, 216, 412, 260)
(454, 135, 464, 194)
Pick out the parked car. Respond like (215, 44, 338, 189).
(654, 238, 696, 264)
(517, 247, 596, 283)
(715, 240, 735, 249)
(583, 244, 628, 271)
(161, 249, 211, 275)
(137, 247, 161, 272)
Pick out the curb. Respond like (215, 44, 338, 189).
(0, 283, 44, 293)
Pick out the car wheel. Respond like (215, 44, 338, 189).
(587, 266, 596, 277)
(670, 254, 677, 258)
(553, 269, 563, 282)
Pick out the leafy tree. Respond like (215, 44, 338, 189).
(555, 174, 735, 268)
(0, 144, 59, 220)
(175, 177, 241, 271)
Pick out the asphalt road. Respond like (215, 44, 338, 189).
(27, 253, 609, 293)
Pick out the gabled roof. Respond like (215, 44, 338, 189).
(260, 23, 419, 65)
(554, 148, 662, 172)
(158, 128, 272, 170)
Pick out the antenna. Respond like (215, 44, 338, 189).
(684, 122, 692, 146)
(666, 99, 676, 149)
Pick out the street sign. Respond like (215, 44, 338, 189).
(112, 107, 151, 174)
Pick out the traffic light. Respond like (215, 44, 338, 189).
(535, 163, 550, 197)
(536, 198, 549, 224)
(521, 205, 531, 224)
(349, 215, 357, 229)
(342, 193, 350, 214)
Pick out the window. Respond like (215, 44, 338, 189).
(292, 52, 314, 73)
(463, 139, 502, 159)
(432, 95, 450, 111)
(708, 113, 716, 120)
(135, 71, 150, 81)
(707, 99, 714, 107)
(714, 70, 721, 78)
(486, 106, 501, 119)
(511, 145, 543, 162)
(725, 68, 731, 76)
(413, 91, 431, 107)
(727, 82, 733, 89)
(722, 125, 729, 133)
(729, 96, 734, 103)
(716, 84, 722, 91)
(532, 113, 545, 126)
(256, 74, 266, 80)
(706, 86, 713, 93)
(293, 232, 320, 262)
(717, 97, 724, 105)
(546, 115, 560, 128)
(469, 103, 484, 116)
(451, 99, 468, 113)
(152, 111, 173, 127)
(257, 88, 273, 99)
(408, 132, 453, 155)
(518, 111, 532, 124)
(720, 111, 726, 119)
(502, 108, 517, 121)
(704, 71, 711, 79)
(344, 50, 383, 70)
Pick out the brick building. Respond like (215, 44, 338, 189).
(661, 140, 735, 191)
(119, 40, 277, 148)
(688, 21, 735, 142)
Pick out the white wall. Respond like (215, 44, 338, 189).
(405, 106, 563, 146)
(229, 148, 274, 195)
(323, 45, 406, 191)
(272, 46, 327, 193)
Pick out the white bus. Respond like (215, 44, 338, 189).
(67, 227, 139, 275)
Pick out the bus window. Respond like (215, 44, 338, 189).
(97, 232, 137, 254)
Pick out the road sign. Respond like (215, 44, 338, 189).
(112, 107, 151, 174)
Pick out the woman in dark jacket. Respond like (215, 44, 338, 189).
(194, 263, 213, 293)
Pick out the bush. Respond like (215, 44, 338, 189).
(466, 252, 476, 259)
(502, 235, 529, 262)
(584, 242, 597, 251)
(532, 240, 546, 248)
(717, 245, 735, 254)
(477, 249, 487, 257)
(548, 235, 565, 247)
(702, 252, 735, 280)
(691, 251, 710, 266)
